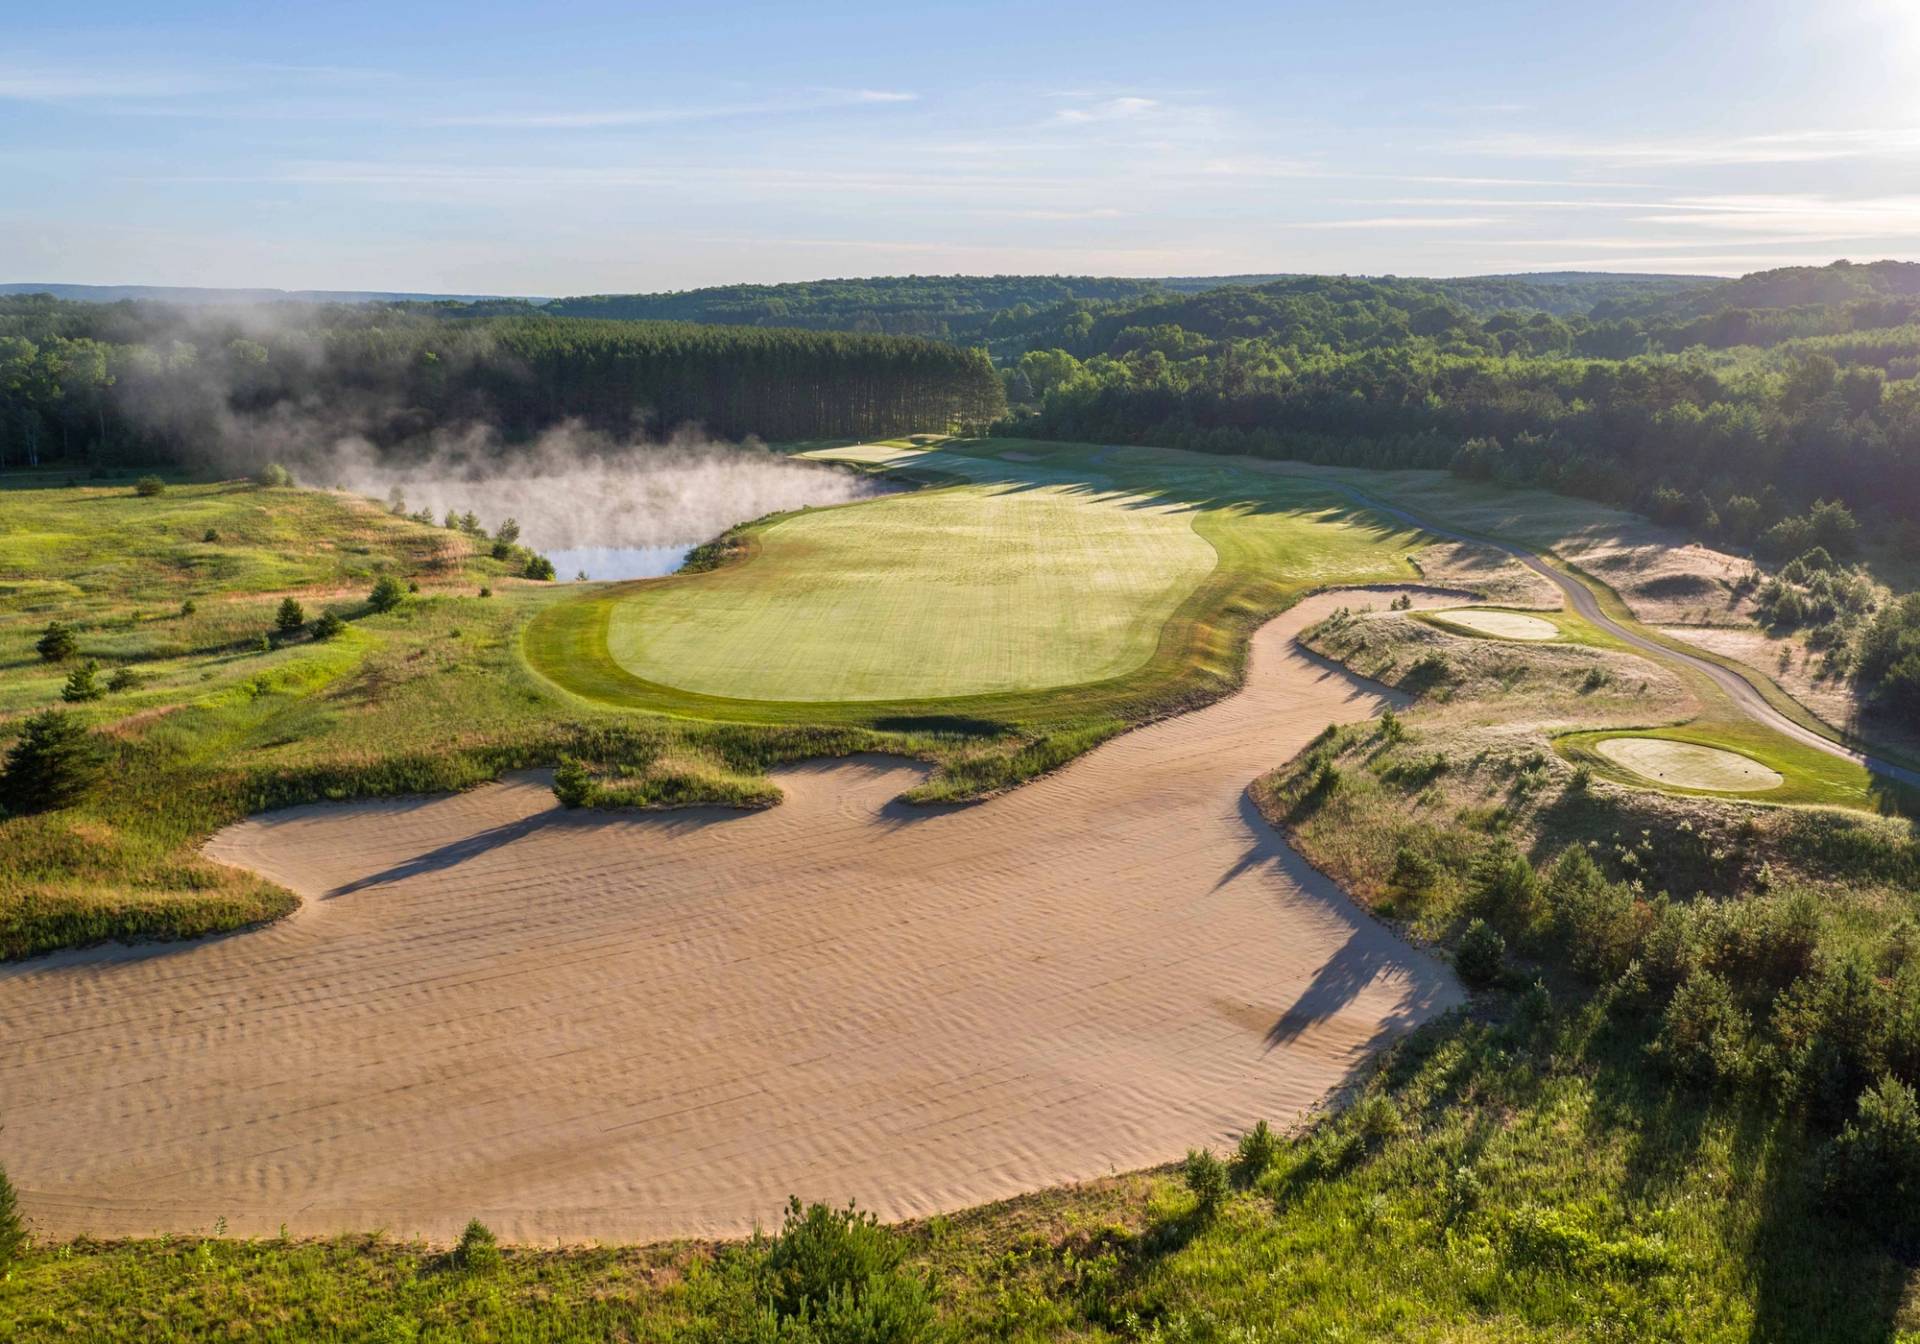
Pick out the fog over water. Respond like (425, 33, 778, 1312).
(316, 425, 885, 579)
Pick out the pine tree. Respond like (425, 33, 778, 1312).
(60, 660, 104, 703)
(35, 620, 77, 662)
(274, 597, 305, 633)
(0, 709, 107, 814)
(0, 1163, 23, 1266)
(368, 575, 405, 613)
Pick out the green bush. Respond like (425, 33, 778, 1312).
(35, 620, 77, 662)
(274, 597, 305, 633)
(1231, 1120, 1282, 1186)
(525, 554, 558, 582)
(368, 575, 406, 612)
(1181, 1147, 1230, 1217)
(1455, 918, 1507, 988)
(1822, 1075, 1920, 1237)
(453, 1218, 501, 1272)
(253, 462, 292, 487)
(1387, 846, 1441, 904)
(60, 660, 104, 703)
(312, 611, 346, 640)
(0, 709, 107, 814)
(478, 585, 493, 598)
(179, 598, 197, 617)
(1470, 837, 1544, 931)
(552, 758, 595, 808)
(134, 474, 165, 496)
(106, 666, 139, 693)
(759, 1197, 934, 1339)
(1351, 1093, 1405, 1149)
(201, 527, 219, 542)
(1651, 969, 1751, 1086)
(0, 1164, 22, 1267)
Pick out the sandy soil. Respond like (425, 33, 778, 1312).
(1431, 610, 1558, 641)
(1595, 737, 1784, 791)
(0, 591, 1462, 1246)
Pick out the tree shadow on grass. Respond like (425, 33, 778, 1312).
(1734, 1103, 1909, 1343)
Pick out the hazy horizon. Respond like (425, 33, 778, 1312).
(7, 1, 1920, 293)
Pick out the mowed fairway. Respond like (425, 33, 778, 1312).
(606, 482, 1215, 701)
(524, 440, 1427, 727)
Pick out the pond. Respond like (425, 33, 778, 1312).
(547, 544, 695, 581)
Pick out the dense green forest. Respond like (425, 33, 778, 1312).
(537, 270, 1705, 346)
(541, 275, 1168, 343)
(995, 263, 1920, 547)
(0, 298, 1004, 468)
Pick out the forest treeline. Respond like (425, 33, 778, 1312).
(994, 263, 1920, 548)
(0, 299, 1005, 469)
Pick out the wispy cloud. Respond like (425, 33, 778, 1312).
(1055, 95, 1161, 125)
(1299, 216, 1509, 230)
(1464, 126, 1920, 166)
(430, 88, 917, 129)
(0, 66, 221, 101)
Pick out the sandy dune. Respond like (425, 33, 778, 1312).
(0, 590, 1461, 1245)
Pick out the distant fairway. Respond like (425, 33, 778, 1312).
(605, 482, 1214, 701)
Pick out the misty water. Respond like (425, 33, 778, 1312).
(327, 429, 886, 582)
(548, 544, 694, 581)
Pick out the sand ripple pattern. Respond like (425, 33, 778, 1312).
(0, 591, 1461, 1244)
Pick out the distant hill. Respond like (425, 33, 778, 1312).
(541, 275, 1169, 340)
(1640, 260, 1920, 317)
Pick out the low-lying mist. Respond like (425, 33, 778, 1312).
(311, 425, 887, 579)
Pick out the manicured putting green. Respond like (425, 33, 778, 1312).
(604, 481, 1216, 702)
(1435, 608, 1558, 641)
(1594, 737, 1784, 792)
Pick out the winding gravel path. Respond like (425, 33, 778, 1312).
(1343, 486, 1920, 793)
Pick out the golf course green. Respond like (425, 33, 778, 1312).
(522, 440, 1427, 725)
(604, 480, 1214, 701)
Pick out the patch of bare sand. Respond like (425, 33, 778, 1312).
(1413, 540, 1560, 608)
(1561, 533, 1752, 626)
(0, 591, 1462, 1246)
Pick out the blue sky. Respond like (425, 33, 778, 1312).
(5, 0, 1920, 294)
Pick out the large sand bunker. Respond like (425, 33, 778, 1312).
(1431, 608, 1558, 641)
(1595, 736, 1784, 792)
(0, 592, 1461, 1245)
